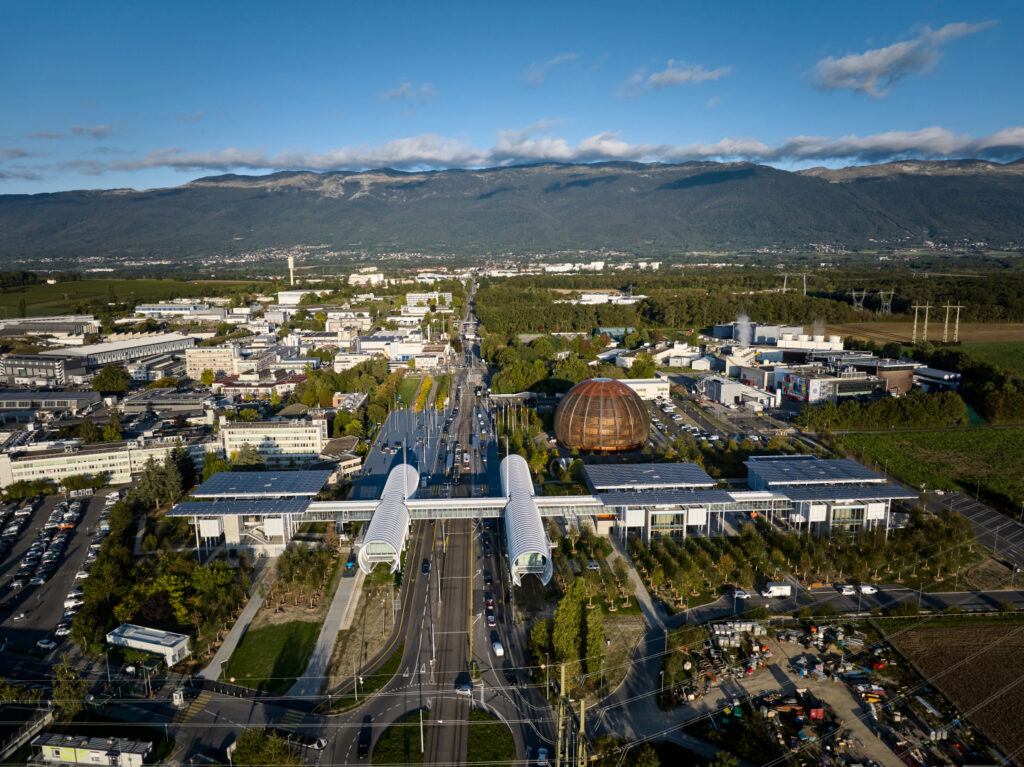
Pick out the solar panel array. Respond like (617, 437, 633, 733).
(191, 470, 333, 498)
(744, 457, 883, 486)
(167, 499, 312, 517)
(585, 462, 715, 490)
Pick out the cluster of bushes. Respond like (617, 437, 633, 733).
(796, 389, 969, 432)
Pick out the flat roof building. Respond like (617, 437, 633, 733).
(106, 623, 191, 666)
(585, 463, 715, 493)
(39, 333, 194, 369)
(34, 733, 152, 767)
(745, 455, 885, 490)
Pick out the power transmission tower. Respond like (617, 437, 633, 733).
(879, 290, 895, 314)
(943, 303, 965, 344)
(851, 290, 867, 310)
(911, 304, 932, 343)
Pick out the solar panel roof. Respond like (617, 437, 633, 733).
(191, 470, 332, 498)
(745, 458, 883, 486)
(779, 485, 917, 502)
(597, 489, 759, 506)
(586, 463, 715, 491)
(167, 499, 312, 517)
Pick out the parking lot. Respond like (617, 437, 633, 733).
(0, 489, 117, 658)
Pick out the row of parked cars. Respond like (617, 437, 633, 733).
(0, 501, 38, 562)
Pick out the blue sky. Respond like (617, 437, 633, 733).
(1, 0, 1022, 193)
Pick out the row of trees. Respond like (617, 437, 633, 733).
(272, 544, 335, 608)
(56, 411, 123, 443)
(529, 580, 606, 692)
(796, 389, 970, 431)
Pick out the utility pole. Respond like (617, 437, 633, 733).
(911, 304, 932, 344)
(944, 303, 964, 344)
(577, 700, 587, 767)
(801, 273, 808, 296)
(781, 273, 788, 294)
(555, 664, 566, 767)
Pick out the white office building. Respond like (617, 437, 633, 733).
(220, 419, 329, 467)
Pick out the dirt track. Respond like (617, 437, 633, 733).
(819, 322, 1024, 344)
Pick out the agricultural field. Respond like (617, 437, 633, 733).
(961, 341, 1024, 376)
(822, 322, 1024, 345)
(0, 278, 264, 317)
(844, 429, 1024, 509)
(888, 623, 1024, 762)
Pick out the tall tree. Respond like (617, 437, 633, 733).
(200, 369, 216, 386)
(92, 364, 131, 395)
(552, 579, 585, 665)
(231, 729, 304, 767)
(53, 655, 88, 720)
(585, 609, 605, 679)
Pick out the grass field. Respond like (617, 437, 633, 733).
(962, 341, 1024, 375)
(844, 429, 1024, 509)
(396, 376, 422, 408)
(0, 278, 263, 317)
(822, 322, 1024, 345)
(372, 709, 427, 764)
(465, 708, 515, 764)
(219, 620, 321, 695)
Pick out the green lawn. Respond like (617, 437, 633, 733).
(396, 376, 422, 407)
(466, 708, 515, 764)
(962, 341, 1024, 376)
(845, 429, 1024, 510)
(220, 620, 321, 695)
(331, 640, 404, 710)
(372, 709, 427, 764)
(0, 278, 263, 318)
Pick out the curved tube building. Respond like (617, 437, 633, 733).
(358, 463, 419, 574)
(500, 454, 552, 586)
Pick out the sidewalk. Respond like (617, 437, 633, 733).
(287, 566, 367, 698)
(607, 534, 664, 630)
(199, 562, 271, 680)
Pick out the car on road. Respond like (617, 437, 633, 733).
(37, 639, 57, 651)
(484, 592, 494, 608)
(732, 589, 751, 600)
(486, 610, 496, 626)
(837, 584, 857, 596)
(422, 559, 430, 575)
(73, 570, 89, 581)
(503, 669, 518, 686)
(537, 747, 549, 766)
(859, 584, 878, 595)
(357, 716, 372, 759)
(483, 570, 492, 585)
(55, 624, 72, 637)
(492, 641, 504, 657)
(455, 682, 472, 696)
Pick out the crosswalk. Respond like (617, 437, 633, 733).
(173, 690, 211, 723)
(279, 707, 307, 726)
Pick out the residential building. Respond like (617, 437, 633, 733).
(33, 733, 152, 767)
(220, 418, 329, 466)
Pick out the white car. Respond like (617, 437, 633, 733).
(838, 584, 857, 596)
(859, 585, 878, 595)
(73, 571, 89, 581)
(492, 641, 504, 657)
(37, 639, 57, 651)
(732, 589, 751, 600)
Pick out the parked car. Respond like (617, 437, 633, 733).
(492, 641, 504, 657)
(37, 639, 57, 651)
(838, 584, 857, 596)
(732, 589, 751, 600)
(537, 747, 549, 766)
(859, 584, 878, 595)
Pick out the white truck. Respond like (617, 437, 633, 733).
(760, 582, 792, 598)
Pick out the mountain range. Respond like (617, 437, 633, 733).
(2, 159, 1024, 265)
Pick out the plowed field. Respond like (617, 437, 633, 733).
(889, 624, 1024, 764)
(820, 322, 1024, 344)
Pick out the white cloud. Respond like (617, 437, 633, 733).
(99, 124, 1024, 177)
(379, 81, 438, 106)
(813, 21, 997, 96)
(70, 124, 112, 139)
(617, 60, 731, 97)
(525, 53, 578, 87)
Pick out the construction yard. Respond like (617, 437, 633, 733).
(887, 621, 1024, 766)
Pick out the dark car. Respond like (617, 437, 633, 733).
(422, 559, 430, 575)
(357, 715, 372, 759)
(503, 669, 518, 686)
(483, 570, 493, 586)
